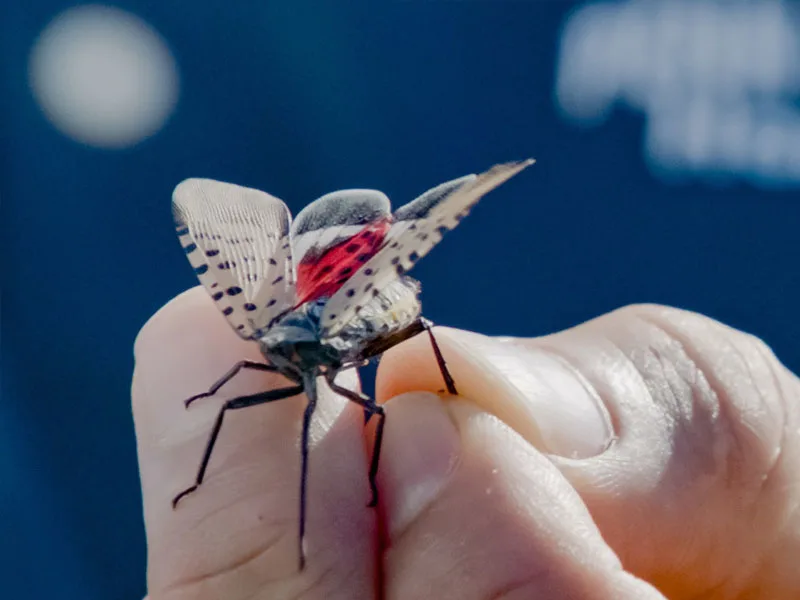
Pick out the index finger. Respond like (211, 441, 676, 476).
(132, 287, 377, 599)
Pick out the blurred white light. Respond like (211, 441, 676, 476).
(28, 5, 179, 149)
(555, 0, 800, 187)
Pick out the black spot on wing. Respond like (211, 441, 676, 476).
(212, 291, 223, 301)
(183, 243, 197, 254)
(194, 265, 209, 275)
(223, 306, 234, 316)
(227, 286, 243, 296)
(314, 265, 334, 281)
(244, 303, 257, 311)
(205, 249, 219, 257)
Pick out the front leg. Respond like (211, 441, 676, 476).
(173, 383, 305, 507)
(356, 317, 458, 396)
(420, 318, 458, 395)
(184, 360, 278, 407)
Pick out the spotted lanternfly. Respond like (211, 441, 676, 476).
(171, 159, 534, 569)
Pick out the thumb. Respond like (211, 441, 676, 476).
(376, 393, 667, 599)
(377, 305, 800, 599)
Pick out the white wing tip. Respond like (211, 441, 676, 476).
(504, 158, 536, 171)
(172, 177, 219, 200)
(473, 159, 536, 182)
(468, 158, 535, 190)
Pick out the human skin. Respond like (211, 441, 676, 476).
(132, 287, 800, 599)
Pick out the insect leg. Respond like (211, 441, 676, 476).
(298, 374, 319, 571)
(421, 318, 458, 395)
(325, 373, 385, 508)
(325, 361, 372, 424)
(184, 360, 279, 408)
(172, 383, 304, 508)
(356, 318, 458, 395)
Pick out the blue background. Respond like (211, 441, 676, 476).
(3, 2, 798, 598)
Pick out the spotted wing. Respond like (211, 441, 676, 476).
(290, 189, 392, 305)
(319, 160, 535, 338)
(173, 178, 296, 338)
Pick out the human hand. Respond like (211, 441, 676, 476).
(133, 287, 799, 599)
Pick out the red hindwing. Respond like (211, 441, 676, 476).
(296, 219, 391, 304)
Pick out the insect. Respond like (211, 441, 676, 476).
(171, 159, 534, 569)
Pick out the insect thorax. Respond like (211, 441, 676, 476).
(258, 277, 422, 376)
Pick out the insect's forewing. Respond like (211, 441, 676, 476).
(319, 159, 535, 338)
(173, 178, 296, 338)
(290, 190, 392, 304)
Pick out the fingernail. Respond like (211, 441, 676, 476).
(443, 330, 612, 459)
(379, 392, 460, 535)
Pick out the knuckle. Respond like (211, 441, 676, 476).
(622, 305, 792, 489)
(562, 304, 799, 592)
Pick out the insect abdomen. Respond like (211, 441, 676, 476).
(332, 277, 421, 345)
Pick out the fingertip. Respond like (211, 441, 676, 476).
(132, 286, 268, 447)
(378, 326, 613, 459)
(382, 396, 642, 600)
(133, 286, 214, 361)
